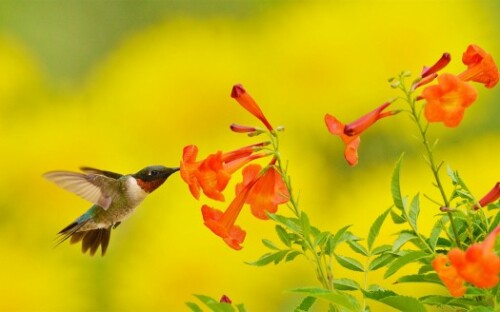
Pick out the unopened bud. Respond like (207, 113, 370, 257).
(230, 123, 257, 133)
(421, 52, 451, 78)
(220, 295, 232, 303)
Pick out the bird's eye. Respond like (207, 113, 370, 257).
(149, 170, 159, 176)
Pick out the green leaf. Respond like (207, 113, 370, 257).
(408, 194, 420, 232)
(289, 287, 360, 312)
(392, 231, 418, 252)
(489, 212, 500, 232)
(371, 244, 392, 255)
(390, 209, 406, 224)
(285, 250, 302, 262)
(209, 304, 235, 312)
(275, 225, 292, 247)
(325, 225, 351, 254)
(313, 231, 331, 248)
(334, 253, 364, 272)
(194, 294, 218, 305)
(420, 295, 483, 309)
(273, 250, 289, 264)
(294, 296, 316, 312)
(368, 253, 396, 271)
(246, 252, 279, 266)
(235, 304, 247, 312)
(395, 273, 442, 285)
(428, 216, 447, 251)
(186, 302, 203, 312)
(347, 240, 369, 256)
(367, 208, 391, 251)
(417, 264, 434, 274)
(190, 295, 237, 312)
(384, 251, 429, 279)
(379, 295, 426, 312)
(462, 306, 490, 311)
(262, 239, 279, 250)
(333, 278, 360, 291)
(300, 211, 311, 238)
(362, 287, 397, 300)
(300, 212, 311, 239)
(268, 214, 301, 233)
(391, 154, 406, 212)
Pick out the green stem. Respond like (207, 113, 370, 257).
(269, 131, 334, 290)
(402, 82, 462, 249)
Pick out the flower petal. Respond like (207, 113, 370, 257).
(422, 73, 477, 127)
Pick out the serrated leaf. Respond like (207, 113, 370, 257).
(420, 295, 480, 309)
(368, 253, 396, 271)
(289, 288, 360, 312)
(295, 296, 316, 312)
(368, 208, 391, 251)
(325, 225, 351, 254)
(371, 244, 392, 255)
(379, 295, 426, 312)
(268, 214, 301, 233)
(362, 287, 398, 300)
(334, 253, 364, 272)
(347, 240, 368, 256)
(417, 264, 434, 274)
(333, 278, 360, 291)
(186, 302, 203, 312)
(384, 251, 429, 279)
(275, 225, 292, 247)
(391, 154, 405, 212)
(391, 209, 406, 224)
(429, 216, 447, 251)
(194, 294, 218, 305)
(286, 250, 302, 262)
(392, 231, 418, 252)
(262, 239, 279, 250)
(435, 237, 452, 248)
(313, 231, 331, 248)
(408, 194, 420, 232)
(489, 212, 500, 232)
(246, 253, 278, 266)
(395, 273, 442, 285)
(273, 250, 289, 264)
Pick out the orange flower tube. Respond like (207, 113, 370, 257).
(458, 44, 499, 88)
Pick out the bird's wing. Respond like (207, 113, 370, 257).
(43, 171, 119, 210)
(80, 167, 123, 179)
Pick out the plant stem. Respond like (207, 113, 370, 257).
(269, 131, 334, 290)
(401, 81, 462, 248)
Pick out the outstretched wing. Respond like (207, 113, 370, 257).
(43, 170, 119, 210)
(80, 167, 123, 179)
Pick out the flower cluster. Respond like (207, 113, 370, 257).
(417, 44, 499, 127)
(180, 85, 289, 249)
(433, 226, 500, 297)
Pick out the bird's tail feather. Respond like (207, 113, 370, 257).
(57, 221, 111, 256)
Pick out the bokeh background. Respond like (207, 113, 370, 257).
(0, 1, 499, 311)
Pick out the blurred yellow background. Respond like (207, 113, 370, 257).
(0, 1, 499, 311)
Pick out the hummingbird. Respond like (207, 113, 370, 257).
(44, 165, 179, 256)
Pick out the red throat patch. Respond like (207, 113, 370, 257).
(136, 178, 167, 193)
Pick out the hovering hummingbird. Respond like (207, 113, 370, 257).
(44, 165, 179, 256)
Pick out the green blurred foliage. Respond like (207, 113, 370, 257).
(0, 1, 499, 311)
